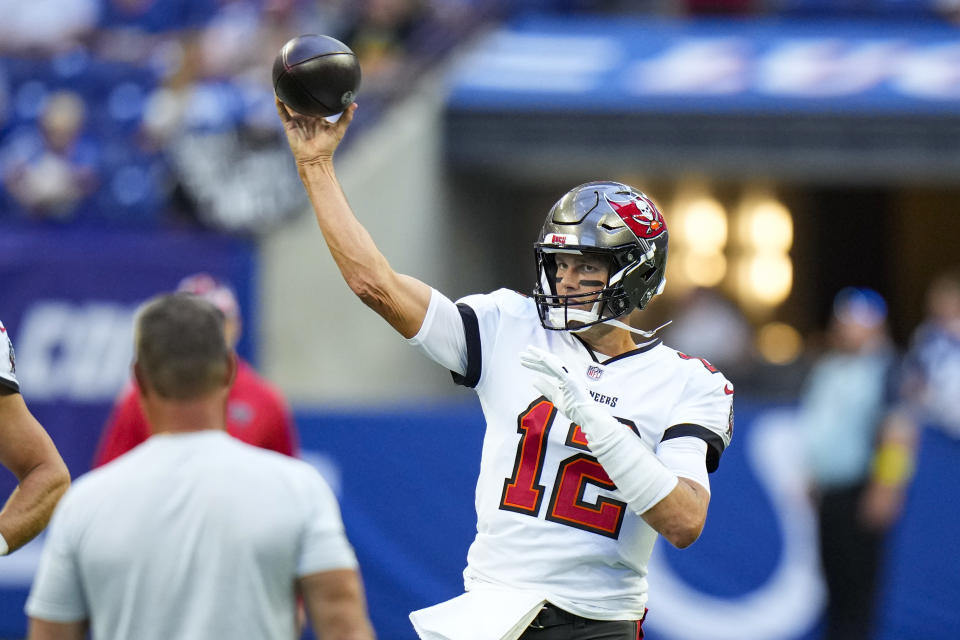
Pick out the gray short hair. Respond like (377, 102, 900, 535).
(134, 293, 229, 400)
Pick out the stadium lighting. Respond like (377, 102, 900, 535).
(745, 254, 793, 306)
(730, 192, 794, 312)
(683, 252, 727, 287)
(681, 197, 728, 252)
(745, 199, 793, 252)
(666, 189, 729, 293)
(756, 321, 803, 365)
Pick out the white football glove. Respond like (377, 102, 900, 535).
(518, 345, 602, 432)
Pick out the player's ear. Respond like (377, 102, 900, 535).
(224, 352, 238, 389)
(133, 362, 150, 399)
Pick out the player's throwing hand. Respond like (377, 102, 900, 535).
(275, 97, 357, 167)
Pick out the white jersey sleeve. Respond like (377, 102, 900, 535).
(406, 287, 514, 388)
(406, 288, 469, 377)
(0, 321, 20, 393)
(25, 492, 88, 622)
(662, 356, 735, 472)
(297, 467, 359, 576)
(657, 437, 710, 494)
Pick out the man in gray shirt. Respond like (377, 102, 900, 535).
(26, 294, 375, 640)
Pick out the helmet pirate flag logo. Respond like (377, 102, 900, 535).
(604, 194, 666, 240)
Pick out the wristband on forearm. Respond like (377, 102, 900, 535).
(872, 441, 914, 487)
(578, 407, 678, 514)
(0, 532, 8, 556)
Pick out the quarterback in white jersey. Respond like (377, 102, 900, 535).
(278, 100, 733, 640)
(409, 287, 732, 622)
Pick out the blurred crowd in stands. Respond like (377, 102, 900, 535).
(0, 0, 497, 232)
(1, 0, 958, 232)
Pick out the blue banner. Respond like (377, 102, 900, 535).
(447, 16, 960, 115)
(0, 227, 255, 488)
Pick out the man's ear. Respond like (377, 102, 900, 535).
(225, 352, 238, 389)
(133, 362, 149, 398)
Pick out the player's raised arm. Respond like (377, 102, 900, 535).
(276, 99, 432, 338)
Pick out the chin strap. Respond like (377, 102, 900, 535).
(572, 318, 672, 338)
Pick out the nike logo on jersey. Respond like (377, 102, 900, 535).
(588, 390, 619, 408)
(724, 383, 734, 395)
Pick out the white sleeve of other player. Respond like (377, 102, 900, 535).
(25, 493, 88, 623)
(657, 437, 711, 495)
(297, 468, 359, 576)
(0, 321, 20, 392)
(406, 288, 468, 377)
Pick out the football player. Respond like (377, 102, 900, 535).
(277, 100, 733, 640)
(0, 321, 70, 556)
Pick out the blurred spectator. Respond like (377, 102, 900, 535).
(341, 0, 430, 97)
(0, 0, 497, 231)
(93, 273, 299, 466)
(796, 287, 896, 640)
(662, 287, 753, 376)
(1, 90, 100, 221)
(97, 0, 216, 35)
(870, 267, 960, 639)
(0, 0, 98, 54)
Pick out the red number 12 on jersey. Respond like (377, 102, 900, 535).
(499, 397, 637, 539)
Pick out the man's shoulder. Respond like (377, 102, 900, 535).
(221, 436, 314, 475)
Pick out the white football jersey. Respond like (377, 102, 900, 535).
(0, 320, 19, 392)
(450, 290, 733, 620)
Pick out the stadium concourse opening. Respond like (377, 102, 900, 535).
(441, 15, 960, 372)
(443, 172, 959, 361)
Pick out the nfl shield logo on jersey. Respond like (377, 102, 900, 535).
(586, 365, 603, 380)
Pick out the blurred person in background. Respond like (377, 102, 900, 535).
(25, 294, 374, 640)
(0, 321, 70, 556)
(796, 287, 896, 640)
(1, 91, 100, 221)
(93, 273, 298, 466)
(662, 286, 753, 379)
(278, 102, 733, 640)
(867, 267, 960, 639)
(0, 0, 97, 54)
(341, 0, 428, 97)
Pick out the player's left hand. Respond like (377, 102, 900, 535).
(519, 346, 595, 427)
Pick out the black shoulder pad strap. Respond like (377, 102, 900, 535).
(451, 303, 481, 388)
